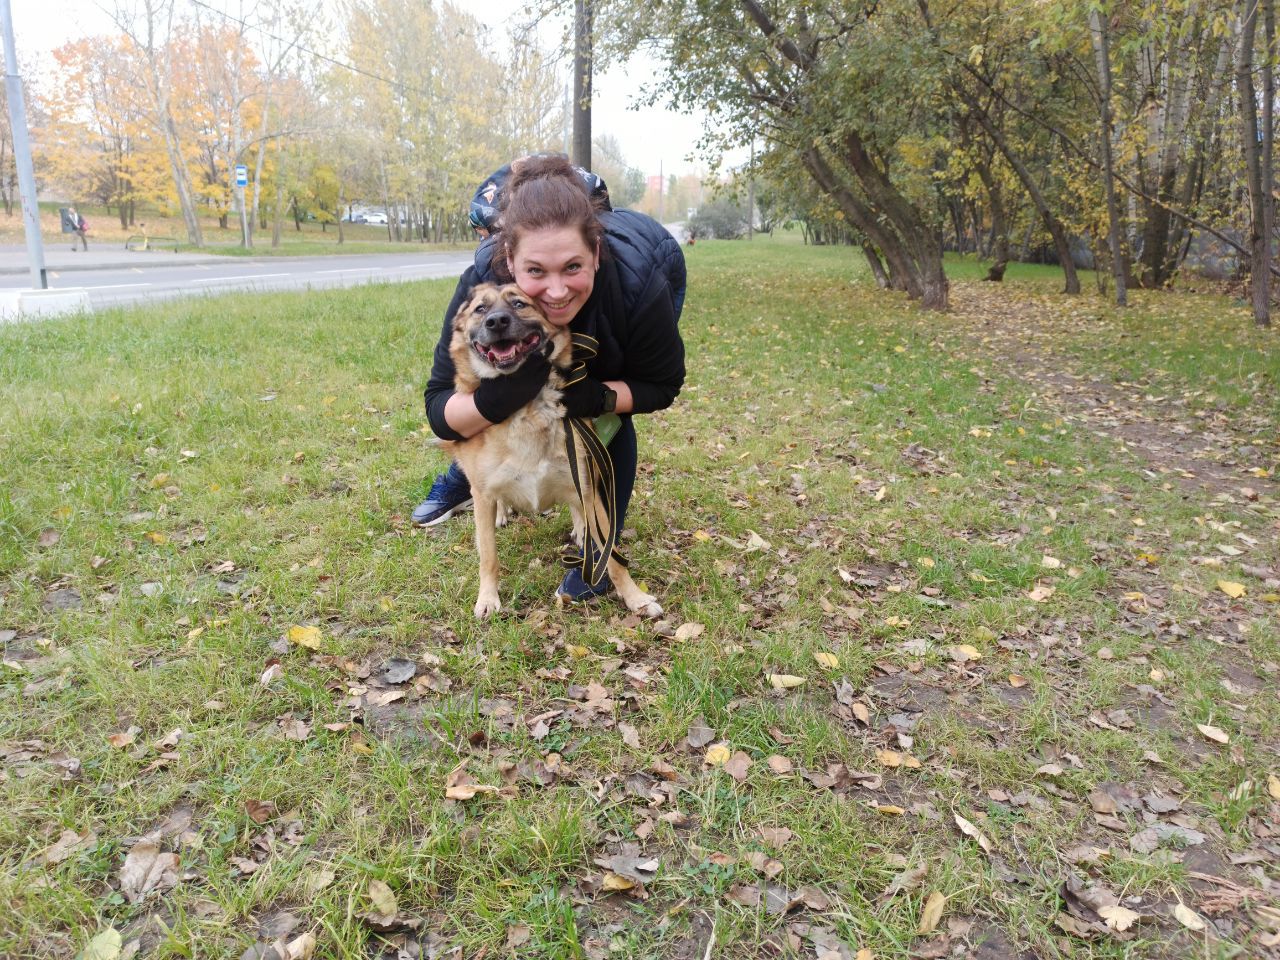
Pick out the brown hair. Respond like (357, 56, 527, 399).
(491, 154, 607, 280)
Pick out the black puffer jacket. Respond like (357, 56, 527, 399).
(424, 209, 686, 442)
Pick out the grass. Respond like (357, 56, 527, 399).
(1, 202, 470, 257)
(1, 236, 1278, 958)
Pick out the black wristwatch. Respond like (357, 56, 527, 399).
(601, 387, 617, 414)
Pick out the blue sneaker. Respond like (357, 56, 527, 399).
(412, 463, 473, 526)
(555, 564, 614, 603)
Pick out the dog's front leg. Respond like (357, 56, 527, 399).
(473, 494, 502, 617)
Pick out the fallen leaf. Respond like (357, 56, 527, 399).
(1216, 580, 1246, 599)
(1027, 584, 1056, 603)
(287, 625, 322, 650)
(674, 622, 705, 641)
(918, 890, 947, 934)
(1008, 674, 1029, 688)
(1173, 903, 1206, 932)
(1041, 555, 1063, 569)
(106, 729, 138, 749)
(724, 751, 753, 781)
(813, 651, 840, 670)
(119, 839, 179, 903)
(619, 722, 640, 749)
(80, 928, 123, 960)
(954, 813, 993, 854)
(245, 799, 277, 824)
(744, 530, 770, 551)
(1269, 773, 1280, 800)
(1098, 904, 1140, 932)
(767, 755, 793, 774)
(368, 879, 397, 918)
(757, 826, 792, 848)
(947, 644, 981, 663)
(917, 556, 935, 569)
(602, 871, 636, 891)
(767, 673, 806, 690)
(704, 744, 732, 766)
(42, 828, 97, 865)
(1196, 723, 1229, 744)
(686, 718, 716, 749)
(880, 863, 928, 900)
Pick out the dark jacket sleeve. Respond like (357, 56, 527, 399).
(424, 269, 478, 441)
(617, 272, 685, 414)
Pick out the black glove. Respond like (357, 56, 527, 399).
(472, 352, 551, 423)
(560, 376, 609, 419)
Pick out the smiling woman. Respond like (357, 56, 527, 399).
(416, 154, 686, 605)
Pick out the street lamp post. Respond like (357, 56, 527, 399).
(1, 0, 47, 289)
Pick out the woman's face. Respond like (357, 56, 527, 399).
(507, 226, 598, 327)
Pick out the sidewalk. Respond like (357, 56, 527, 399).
(0, 243, 251, 276)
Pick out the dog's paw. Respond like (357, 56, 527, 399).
(627, 594, 663, 618)
(474, 593, 502, 618)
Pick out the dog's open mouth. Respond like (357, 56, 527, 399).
(473, 331, 543, 369)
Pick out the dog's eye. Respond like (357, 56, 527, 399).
(510, 299, 526, 309)
(475, 303, 487, 314)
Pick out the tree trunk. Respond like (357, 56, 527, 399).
(1238, 0, 1272, 326)
(862, 242, 890, 288)
(1089, 7, 1127, 306)
(961, 92, 1080, 293)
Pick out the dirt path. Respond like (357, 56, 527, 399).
(948, 283, 1278, 503)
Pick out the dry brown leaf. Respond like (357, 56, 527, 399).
(674, 622, 705, 641)
(106, 729, 138, 749)
(767, 755, 793, 774)
(119, 839, 179, 903)
(367, 878, 397, 918)
(1196, 723, 1229, 744)
(1008, 674, 1029, 688)
(41, 828, 97, 865)
(1268, 773, 1280, 800)
(618, 722, 641, 749)
(918, 890, 947, 934)
(1098, 904, 1140, 932)
(1173, 903, 1206, 932)
(954, 813, 993, 854)
(757, 826, 793, 848)
(1027, 584, 1056, 603)
(947, 644, 982, 663)
(724, 751, 753, 781)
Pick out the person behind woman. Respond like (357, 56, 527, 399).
(415, 154, 686, 602)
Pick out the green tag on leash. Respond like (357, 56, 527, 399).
(592, 412, 621, 445)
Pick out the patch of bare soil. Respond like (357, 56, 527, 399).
(948, 283, 1278, 501)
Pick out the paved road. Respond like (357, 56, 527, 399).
(0, 246, 475, 309)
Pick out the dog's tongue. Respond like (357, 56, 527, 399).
(488, 342, 519, 363)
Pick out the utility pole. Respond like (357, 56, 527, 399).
(572, 0, 592, 170)
(1, 0, 47, 289)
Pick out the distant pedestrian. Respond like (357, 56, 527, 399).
(68, 206, 89, 251)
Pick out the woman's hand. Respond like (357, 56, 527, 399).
(472, 352, 552, 424)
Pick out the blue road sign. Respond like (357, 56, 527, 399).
(235, 165, 248, 187)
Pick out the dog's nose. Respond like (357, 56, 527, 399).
(484, 310, 511, 331)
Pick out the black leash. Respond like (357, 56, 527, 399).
(559, 332, 625, 587)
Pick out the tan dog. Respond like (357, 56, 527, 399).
(441, 283, 663, 619)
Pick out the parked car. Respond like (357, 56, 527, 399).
(363, 212, 388, 225)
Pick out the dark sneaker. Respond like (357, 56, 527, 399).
(412, 463, 473, 526)
(555, 564, 614, 603)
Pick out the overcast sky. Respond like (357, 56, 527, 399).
(11, 0, 745, 179)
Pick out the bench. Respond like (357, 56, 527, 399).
(125, 235, 180, 252)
